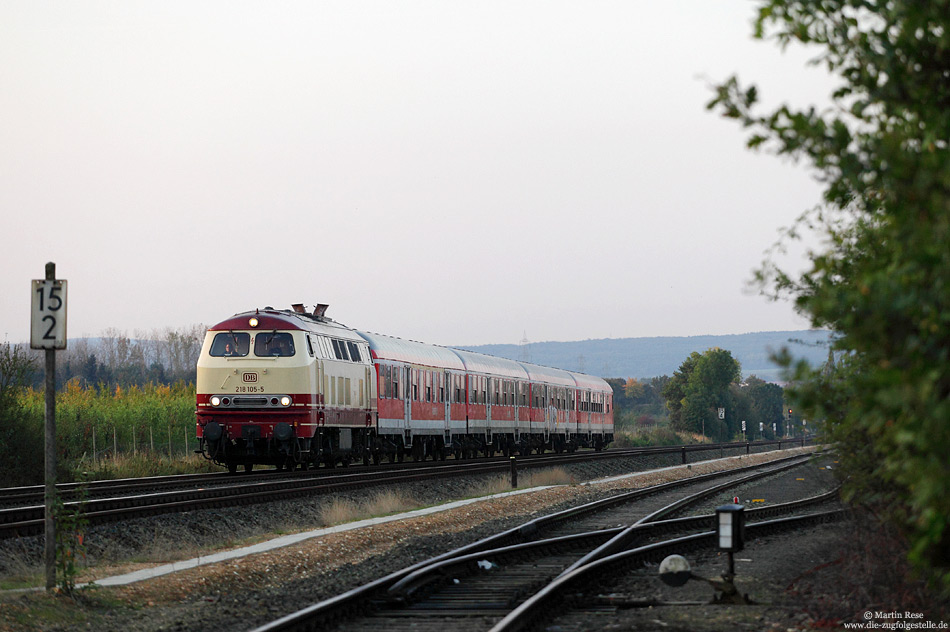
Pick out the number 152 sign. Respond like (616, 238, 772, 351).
(31, 279, 67, 350)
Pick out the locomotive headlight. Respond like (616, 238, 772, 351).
(249, 317, 259, 328)
(210, 396, 222, 407)
(280, 395, 292, 407)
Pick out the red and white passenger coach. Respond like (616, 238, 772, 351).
(196, 305, 613, 472)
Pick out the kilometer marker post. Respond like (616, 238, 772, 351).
(31, 261, 67, 591)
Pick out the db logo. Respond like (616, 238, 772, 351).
(243, 373, 258, 383)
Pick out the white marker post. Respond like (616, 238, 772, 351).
(31, 262, 67, 591)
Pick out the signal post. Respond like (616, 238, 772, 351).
(31, 262, 67, 591)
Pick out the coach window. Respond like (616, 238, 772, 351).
(210, 332, 250, 357)
(255, 332, 295, 357)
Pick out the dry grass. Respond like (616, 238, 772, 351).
(318, 490, 419, 527)
(318, 467, 575, 528)
(76, 453, 220, 481)
(521, 467, 575, 487)
(459, 466, 576, 499)
(0, 541, 42, 590)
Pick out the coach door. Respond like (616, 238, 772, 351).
(403, 366, 411, 431)
(443, 371, 451, 439)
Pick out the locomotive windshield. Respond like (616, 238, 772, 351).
(209, 332, 250, 357)
(255, 332, 296, 357)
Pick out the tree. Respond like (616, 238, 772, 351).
(709, 1, 950, 588)
(663, 348, 742, 440)
(0, 343, 43, 486)
(663, 351, 702, 431)
(744, 375, 785, 432)
(624, 378, 645, 401)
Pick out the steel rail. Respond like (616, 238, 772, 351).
(490, 508, 847, 632)
(557, 455, 814, 577)
(385, 485, 836, 601)
(248, 451, 824, 632)
(384, 456, 822, 599)
(0, 441, 815, 538)
(0, 459, 535, 538)
(0, 438, 810, 506)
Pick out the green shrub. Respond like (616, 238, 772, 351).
(10, 380, 203, 485)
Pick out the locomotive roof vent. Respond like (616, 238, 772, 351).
(287, 303, 331, 322)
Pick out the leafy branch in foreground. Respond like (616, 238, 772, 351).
(709, 0, 950, 591)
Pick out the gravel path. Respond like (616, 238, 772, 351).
(0, 447, 829, 632)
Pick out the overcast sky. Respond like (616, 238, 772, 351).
(1, 1, 836, 348)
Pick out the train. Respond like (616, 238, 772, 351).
(195, 304, 614, 473)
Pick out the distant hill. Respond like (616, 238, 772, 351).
(458, 330, 831, 381)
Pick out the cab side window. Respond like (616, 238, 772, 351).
(331, 339, 350, 361)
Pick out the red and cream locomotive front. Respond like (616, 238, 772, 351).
(196, 312, 316, 473)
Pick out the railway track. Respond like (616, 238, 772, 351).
(0, 439, 809, 540)
(249, 451, 837, 632)
(0, 439, 805, 507)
